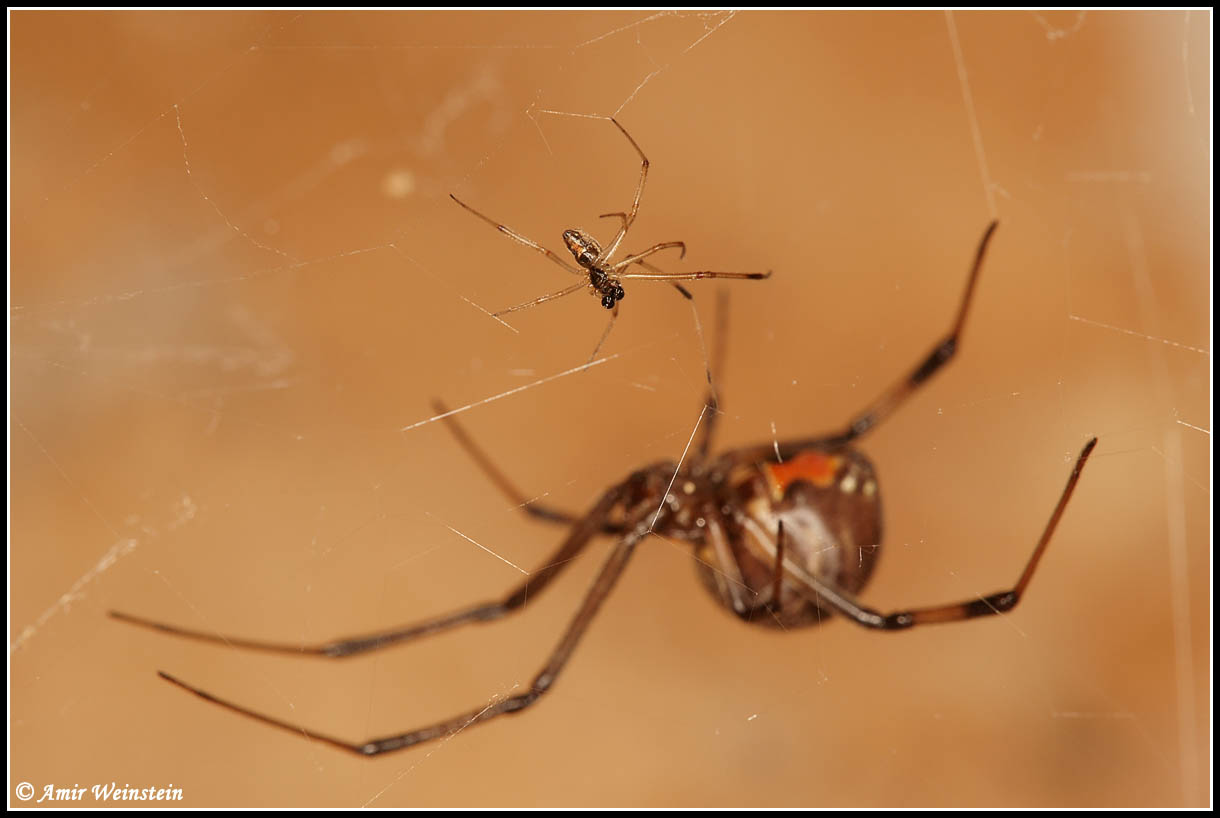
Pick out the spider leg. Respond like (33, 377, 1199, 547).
(586, 302, 619, 362)
(494, 281, 587, 317)
(599, 118, 649, 263)
(431, 399, 626, 534)
(450, 194, 584, 276)
(619, 255, 726, 460)
(596, 212, 688, 281)
(611, 242, 687, 270)
(618, 269, 773, 283)
(598, 212, 764, 294)
(592, 226, 732, 457)
(111, 483, 629, 660)
(155, 515, 652, 756)
(777, 221, 999, 457)
(695, 287, 729, 460)
(779, 437, 1096, 630)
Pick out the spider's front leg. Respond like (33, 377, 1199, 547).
(776, 221, 999, 457)
(122, 483, 654, 756)
(599, 118, 650, 262)
(449, 194, 583, 277)
(111, 477, 631, 660)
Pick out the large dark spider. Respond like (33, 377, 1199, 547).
(111, 221, 1097, 756)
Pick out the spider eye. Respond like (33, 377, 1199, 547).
(601, 294, 615, 309)
(613, 285, 625, 300)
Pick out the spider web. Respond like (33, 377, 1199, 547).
(10, 10, 1211, 809)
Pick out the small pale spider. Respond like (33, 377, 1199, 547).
(450, 118, 771, 355)
(111, 221, 1097, 756)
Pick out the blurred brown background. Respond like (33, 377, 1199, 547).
(10, 10, 1210, 808)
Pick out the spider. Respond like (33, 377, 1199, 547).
(111, 220, 1098, 756)
(449, 117, 771, 357)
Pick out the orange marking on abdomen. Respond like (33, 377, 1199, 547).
(766, 451, 842, 496)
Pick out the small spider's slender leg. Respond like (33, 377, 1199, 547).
(593, 220, 732, 456)
(493, 281, 587, 317)
(599, 118, 649, 263)
(587, 302, 619, 363)
(777, 221, 999, 457)
(596, 211, 763, 298)
(780, 437, 1096, 631)
(694, 288, 730, 459)
(157, 514, 653, 757)
(597, 212, 686, 282)
(619, 269, 773, 283)
(622, 258, 731, 460)
(450, 194, 584, 277)
(431, 399, 626, 534)
(596, 212, 689, 282)
(111, 484, 630, 660)
(622, 254, 727, 460)
(610, 242, 687, 270)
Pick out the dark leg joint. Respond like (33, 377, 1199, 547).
(526, 506, 578, 525)
(324, 641, 373, 658)
(504, 690, 541, 713)
(964, 591, 1018, 618)
(486, 598, 518, 618)
(880, 612, 916, 630)
(911, 337, 957, 384)
(531, 671, 556, 695)
(849, 414, 876, 439)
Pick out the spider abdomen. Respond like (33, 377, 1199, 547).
(586, 266, 625, 309)
(696, 448, 883, 628)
